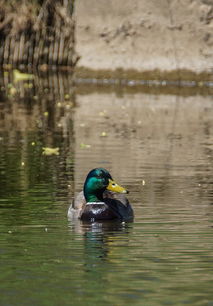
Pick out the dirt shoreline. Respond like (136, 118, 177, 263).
(75, 0, 213, 76)
(74, 67, 213, 82)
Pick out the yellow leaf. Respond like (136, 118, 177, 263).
(13, 69, 34, 82)
(42, 147, 59, 156)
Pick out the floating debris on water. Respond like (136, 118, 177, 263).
(13, 69, 34, 82)
(9, 86, 17, 96)
(80, 143, 91, 149)
(101, 131, 107, 137)
(99, 110, 107, 116)
(24, 83, 34, 89)
(42, 147, 59, 156)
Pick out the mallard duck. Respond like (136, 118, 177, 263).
(68, 168, 134, 222)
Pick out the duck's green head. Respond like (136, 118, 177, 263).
(83, 168, 128, 203)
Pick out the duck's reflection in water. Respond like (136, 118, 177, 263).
(68, 219, 132, 265)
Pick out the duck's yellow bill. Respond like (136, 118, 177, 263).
(107, 179, 128, 194)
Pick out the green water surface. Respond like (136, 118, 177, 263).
(0, 72, 212, 306)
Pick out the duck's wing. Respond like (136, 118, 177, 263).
(103, 190, 129, 206)
(103, 191, 134, 221)
(73, 191, 86, 209)
(67, 191, 86, 219)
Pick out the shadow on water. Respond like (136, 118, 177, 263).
(0, 69, 213, 305)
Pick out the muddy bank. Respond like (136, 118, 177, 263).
(75, 0, 213, 75)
